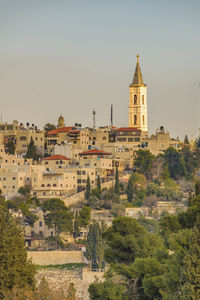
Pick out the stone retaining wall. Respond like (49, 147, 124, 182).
(28, 250, 86, 265)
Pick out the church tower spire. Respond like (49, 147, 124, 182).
(129, 55, 148, 132)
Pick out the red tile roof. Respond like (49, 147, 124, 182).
(117, 127, 141, 132)
(47, 126, 75, 135)
(79, 148, 111, 156)
(43, 155, 70, 161)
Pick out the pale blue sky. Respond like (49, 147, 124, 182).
(0, 0, 200, 139)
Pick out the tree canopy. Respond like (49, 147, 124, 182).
(42, 198, 73, 235)
(0, 205, 35, 297)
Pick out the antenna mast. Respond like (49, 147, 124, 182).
(93, 109, 96, 129)
(111, 104, 113, 126)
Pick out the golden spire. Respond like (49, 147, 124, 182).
(131, 54, 144, 86)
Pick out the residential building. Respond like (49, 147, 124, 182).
(0, 120, 44, 155)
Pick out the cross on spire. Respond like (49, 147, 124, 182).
(136, 54, 140, 63)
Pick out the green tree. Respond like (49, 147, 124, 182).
(44, 123, 56, 133)
(6, 140, 15, 155)
(134, 149, 154, 177)
(114, 166, 120, 194)
(74, 206, 91, 238)
(79, 206, 91, 227)
(102, 217, 164, 299)
(162, 228, 195, 299)
(163, 147, 186, 179)
(66, 282, 76, 300)
(180, 145, 196, 178)
(184, 135, 189, 144)
(19, 202, 39, 227)
(85, 220, 106, 270)
(127, 173, 134, 202)
(74, 211, 80, 238)
(0, 206, 35, 297)
(179, 222, 200, 299)
(85, 176, 91, 200)
(89, 280, 126, 300)
(25, 137, 40, 161)
(42, 198, 73, 236)
(18, 185, 31, 196)
(97, 175, 101, 195)
(195, 179, 200, 196)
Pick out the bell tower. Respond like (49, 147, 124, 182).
(129, 55, 148, 132)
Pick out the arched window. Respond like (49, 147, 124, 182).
(47, 184, 51, 187)
(134, 115, 137, 125)
(142, 95, 144, 105)
(143, 115, 145, 125)
(134, 95, 137, 105)
(53, 184, 57, 187)
(41, 184, 45, 187)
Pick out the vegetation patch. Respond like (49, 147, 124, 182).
(35, 263, 87, 270)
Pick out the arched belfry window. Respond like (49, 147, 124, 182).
(142, 95, 144, 105)
(134, 115, 137, 125)
(134, 95, 137, 105)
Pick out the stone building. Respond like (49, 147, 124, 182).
(0, 120, 44, 155)
(148, 126, 180, 155)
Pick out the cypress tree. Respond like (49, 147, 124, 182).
(74, 211, 80, 238)
(6, 140, 15, 155)
(114, 166, 120, 194)
(26, 137, 39, 161)
(184, 135, 189, 144)
(127, 174, 134, 202)
(85, 176, 91, 200)
(97, 175, 101, 194)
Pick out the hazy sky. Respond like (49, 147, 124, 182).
(0, 0, 200, 139)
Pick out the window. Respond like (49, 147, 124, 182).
(31, 231, 34, 237)
(41, 184, 45, 187)
(12, 177, 16, 180)
(45, 162, 48, 165)
(22, 144, 27, 148)
(143, 115, 145, 125)
(39, 222, 42, 227)
(39, 231, 43, 237)
(134, 115, 137, 125)
(53, 184, 57, 187)
(134, 94, 137, 105)
(12, 186, 15, 189)
(142, 95, 144, 105)
(51, 231, 54, 236)
(128, 138, 134, 142)
(117, 138, 126, 142)
(47, 184, 51, 187)
(20, 136, 26, 141)
(77, 171, 81, 175)
(82, 171, 86, 175)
